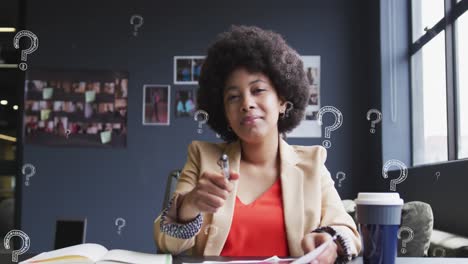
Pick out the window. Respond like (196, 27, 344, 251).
(411, 0, 445, 42)
(410, 0, 468, 165)
(411, 32, 448, 165)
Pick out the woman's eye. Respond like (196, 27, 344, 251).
(253, 88, 265, 94)
(227, 95, 239, 100)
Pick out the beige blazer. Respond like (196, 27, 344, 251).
(154, 137, 361, 256)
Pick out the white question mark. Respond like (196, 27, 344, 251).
(397, 226, 414, 254)
(335, 172, 346, 187)
(22, 163, 36, 186)
(66, 129, 71, 139)
(130, 15, 144, 36)
(382, 159, 408, 191)
(115, 218, 126, 235)
(317, 106, 343, 148)
(13, 30, 39, 71)
(194, 110, 209, 134)
(204, 224, 220, 248)
(4, 230, 30, 262)
(366, 109, 382, 134)
(204, 224, 219, 237)
(432, 247, 446, 257)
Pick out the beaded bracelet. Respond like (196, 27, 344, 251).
(312, 226, 353, 263)
(160, 195, 203, 239)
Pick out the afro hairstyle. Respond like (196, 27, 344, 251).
(197, 25, 311, 142)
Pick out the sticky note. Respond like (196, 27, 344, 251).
(85, 91, 96, 103)
(100, 130, 112, 144)
(42, 88, 53, 99)
(40, 109, 51, 120)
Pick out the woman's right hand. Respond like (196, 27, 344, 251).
(178, 170, 239, 221)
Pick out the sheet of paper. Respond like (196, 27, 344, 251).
(290, 238, 335, 264)
(98, 250, 171, 264)
(183, 255, 296, 264)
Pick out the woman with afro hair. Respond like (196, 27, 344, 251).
(154, 25, 361, 263)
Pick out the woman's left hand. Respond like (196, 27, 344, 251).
(300, 232, 338, 264)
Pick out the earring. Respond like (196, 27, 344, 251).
(227, 126, 233, 132)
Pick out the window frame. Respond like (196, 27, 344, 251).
(409, 0, 468, 165)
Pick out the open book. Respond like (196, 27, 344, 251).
(20, 243, 172, 264)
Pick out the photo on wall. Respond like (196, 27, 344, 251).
(24, 69, 128, 147)
(174, 88, 196, 118)
(173, 56, 205, 85)
(142, 84, 170, 125)
(287, 56, 321, 138)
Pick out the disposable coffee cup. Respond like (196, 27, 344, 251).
(355, 193, 404, 264)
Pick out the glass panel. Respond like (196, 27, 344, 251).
(456, 12, 468, 159)
(412, 0, 445, 42)
(412, 31, 448, 165)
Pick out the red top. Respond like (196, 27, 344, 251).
(220, 178, 290, 257)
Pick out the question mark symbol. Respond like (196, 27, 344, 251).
(130, 15, 144, 36)
(204, 224, 219, 237)
(22, 163, 36, 186)
(382, 159, 408, 191)
(66, 129, 71, 139)
(318, 106, 343, 148)
(194, 110, 209, 134)
(397, 226, 414, 254)
(335, 172, 346, 187)
(13, 30, 39, 71)
(115, 218, 126, 235)
(4, 230, 30, 262)
(204, 224, 220, 248)
(366, 109, 382, 134)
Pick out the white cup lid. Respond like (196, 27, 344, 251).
(354, 192, 404, 205)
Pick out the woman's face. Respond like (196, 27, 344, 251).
(223, 67, 286, 143)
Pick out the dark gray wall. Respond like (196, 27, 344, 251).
(20, 0, 380, 253)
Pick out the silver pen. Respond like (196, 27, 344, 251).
(220, 154, 230, 180)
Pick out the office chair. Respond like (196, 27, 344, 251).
(158, 169, 193, 255)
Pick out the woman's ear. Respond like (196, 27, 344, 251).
(279, 97, 287, 112)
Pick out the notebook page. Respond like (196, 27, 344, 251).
(98, 249, 172, 264)
(19, 243, 108, 263)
